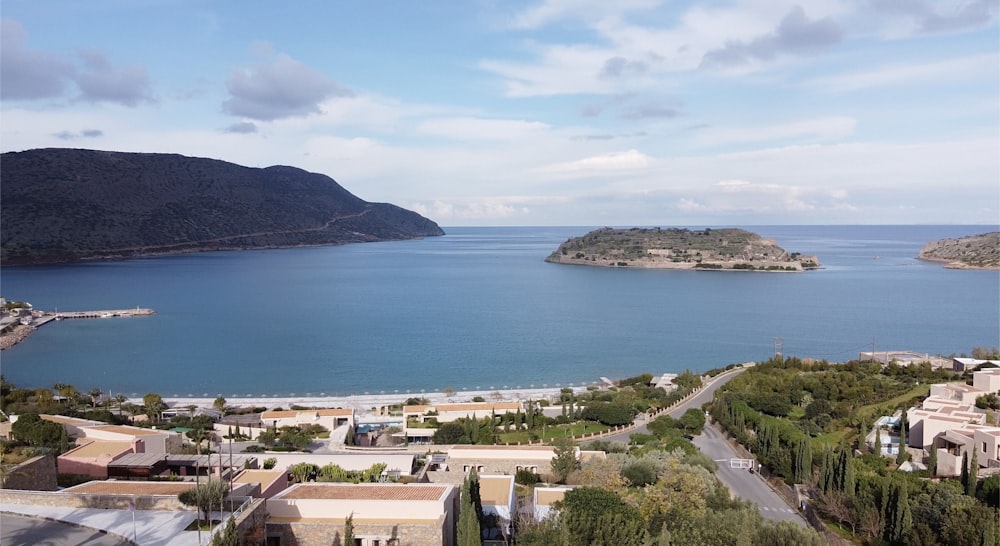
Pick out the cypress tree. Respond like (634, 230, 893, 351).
(928, 445, 937, 476)
(344, 513, 355, 546)
(883, 476, 912, 545)
(820, 446, 834, 492)
(960, 452, 970, 494)
(874, 425, 882, 456)
(795, 438, 812, 484)
(458, 470, 482, 546)
(967, 450, 978, 496)
(842, 450, 855, 496)
(896, 412, 908, 465)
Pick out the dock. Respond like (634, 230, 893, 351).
(54, 308, 155, 320)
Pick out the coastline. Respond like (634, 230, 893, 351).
(0, 324, 35, 350)
(159, 385, 593, 412)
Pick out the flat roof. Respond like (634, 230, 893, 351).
(534, 487, 572, 506)
(108, 452, 255, 468)
(478, 475, 513, 506)
(87, 425, 167, 436)
(39, 414, 104, 426)
(65, 481, 196, 496)
(277, 483, 449, 502)
(62, 440, 132, 459)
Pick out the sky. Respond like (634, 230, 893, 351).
(1, 1, 998, 227)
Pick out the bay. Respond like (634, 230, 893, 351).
(1, 225, 997, 398)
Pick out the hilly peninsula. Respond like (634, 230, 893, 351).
(546, 227, 820, 271)
(1, 148, 444, 265)
(918, 232, 1000, 269)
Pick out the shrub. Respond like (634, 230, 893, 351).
(263, 457, 277, 469)
(515, 469, 541, 486)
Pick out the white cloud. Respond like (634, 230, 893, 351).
(416, 117, 551, 140)
(541, 149, 653, 174)
(696, 116, 857, 146)
(804, 53, 998, 92)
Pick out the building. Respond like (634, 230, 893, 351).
(233, 469, 289, 499)
(266, 483, 459, 546)
(425, 445, 604, 482)
(478, 475, 515, 545)
(58, 440, 135, 478)
(973, 368, 1000, 393)
(260, 408, 356, 431)
(403, 402, 523, 425)
(531, 486, 573, 521)
(247, 453, 416, 478)
(928, 382, 987, 405)
(953, 358, 1000, 372)
(932, 425, 1000, 476)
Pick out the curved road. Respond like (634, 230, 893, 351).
(1, 513, 130, 546)
(605, 367, 807, 527)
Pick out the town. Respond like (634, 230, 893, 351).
(2, 352, 998, 546)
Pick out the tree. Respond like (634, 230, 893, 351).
(928, 445, 937, 476)
(966, 449, 978, 497)
(550, 437, 579, 484)
(142, 393, 166, 422)
(678, 408, 706, 435)
(883, 476, 912, 545)
(434, 422, 467, 444)
(343, 512, 355, 546)
(794, 437, 811, 484)
(289, 462, 315, 483)
(213, 396, 227, 413)
(754, 520, 826, 546)
(178, 479, 228, 527)
(874, 425, 882, 456)
(458, 469, 482, 546)
(11, 413, 66, 450)
(896, 412, 908, 465)
(210, 517, 238, 546)
(960, 452, 970, 494)
(561, 487, 647, 546)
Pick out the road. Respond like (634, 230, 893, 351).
(1, 513, 130, 546)
(604, 367, 807, 527)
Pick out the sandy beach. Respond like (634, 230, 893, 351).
(160, 385, 594, 412)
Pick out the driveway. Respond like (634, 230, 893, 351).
(1, 513, 130, 546)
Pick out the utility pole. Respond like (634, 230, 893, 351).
(773, 337, 784, 359)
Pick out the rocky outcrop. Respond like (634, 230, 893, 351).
(918, 232, 1000, 269)
(1, 148, 444, 265)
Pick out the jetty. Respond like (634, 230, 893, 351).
(0, 307, 155, 350)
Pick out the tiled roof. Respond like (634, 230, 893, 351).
(66, 481, 196, 495)
(280, 484, 448, 501)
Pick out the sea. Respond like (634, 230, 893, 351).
(1, 225, 997, 399)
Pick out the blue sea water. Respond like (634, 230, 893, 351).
(1, 225, 997, 398)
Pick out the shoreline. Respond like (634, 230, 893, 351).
(159, 385, 595, 412)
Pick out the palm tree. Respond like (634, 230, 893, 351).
(88, 388, 103, 408)
(114, 394, 129, 416)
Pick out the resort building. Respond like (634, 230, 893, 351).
(403, 401, 523, 425)
(266, 482, 459, 546)
(531, 486, 573, 521)
(478, 474, 516, 545)
(260, 408, 356, 431)
(425, 445, 604, 482)
(233, 469, 289, 499)
(952, 358, 1000, 372)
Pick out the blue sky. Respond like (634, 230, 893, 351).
(2, 1, 997, 226)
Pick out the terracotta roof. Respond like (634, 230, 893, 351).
(66, 481, 196, 495)
(317, 409, 353, 416)
(261, 410, 299, 419)
(234, 470, 286, 484)
(280, 484, 448, 501)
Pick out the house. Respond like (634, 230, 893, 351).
(478, 474, 516, 545)
(106, 452, 258, 480)
(78, 424, 183, 454)
(532, 486, 573, 521)
(906, 406, 985, 450)
(931, 424, 1000, 476)
(973, 368, 1000, 393)
(403, 402, 523, 425)
(266, 482, 459, 546)
(233, 469, 289, 499)
(247, 453, 416, 478)
(261, 408, 355, 431)
(928, 382, 987, 405)
(58, 440, 135, 478)
(953, 357, 1000, 372)
(425, 445, 604, 482)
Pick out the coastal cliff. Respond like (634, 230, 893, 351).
(918, 232, 1000, 269)
(546, 227, 819, 271)
(0, 148, 444, 265)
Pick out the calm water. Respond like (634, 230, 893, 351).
(1, 225, 997, 397)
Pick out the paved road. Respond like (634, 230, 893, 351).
(1, 513, 130, 546)
(604, 367, 807, 527)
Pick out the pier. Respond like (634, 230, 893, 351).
(53, 308, 155, 320)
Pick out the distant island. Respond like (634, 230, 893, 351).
(918, 232, 1000, 269)
(0, 148, 444, 265)
(545, 227, 820, 271)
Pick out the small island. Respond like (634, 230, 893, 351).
(918, 232, 1000, 269)
(545, 227, 820, 271)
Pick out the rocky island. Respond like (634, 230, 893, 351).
(545, 227, 820, 271)
(918, 232, 1000, 269)
(0, 148, 444, 265)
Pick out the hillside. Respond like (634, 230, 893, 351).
(918, 232, 1000, 269)
(545, 227, 820, 271)
(0, 148, 444, 265)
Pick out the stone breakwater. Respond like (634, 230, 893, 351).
(0, 324, 34, 350)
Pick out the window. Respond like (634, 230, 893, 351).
(463, 465, 470, 472)
(985, 442, 989, 454)
(477, 465, 485, 472)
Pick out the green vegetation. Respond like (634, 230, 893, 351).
(458, 469, 483, 546)
(178, 479, 228, 528)
(710, 356, 999, 545)
(546, 227, 819, 271)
